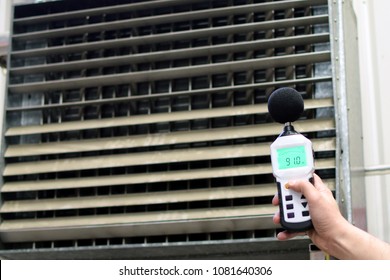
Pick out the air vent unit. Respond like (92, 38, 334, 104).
(0, 0, 335, 259)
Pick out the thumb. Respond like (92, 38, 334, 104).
(285, 175, 320, 203)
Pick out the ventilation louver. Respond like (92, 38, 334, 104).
(0, 0, 335, 259)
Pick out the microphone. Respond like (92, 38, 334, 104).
(268, 87, 314, 232)
(267, 87, 304, 124)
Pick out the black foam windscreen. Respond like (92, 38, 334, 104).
(267, 87, 304, 124)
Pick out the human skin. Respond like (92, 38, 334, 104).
(272, 174, 390, 260)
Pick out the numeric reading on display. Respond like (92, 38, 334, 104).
(277, 145, 307, 170)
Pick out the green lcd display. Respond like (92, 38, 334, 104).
(277, 145, 307, 170)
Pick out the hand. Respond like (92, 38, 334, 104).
(272, 173, 347, 254)
(273, 173, 390, 259)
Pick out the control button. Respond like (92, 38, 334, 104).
(285, 195, 293, 201)
(287, 213, 295, 219)
(301, 202, 308, 208)
(302, 211, 310, 217)
(301, 194, 306, 200)
(286, 204, 294, 210)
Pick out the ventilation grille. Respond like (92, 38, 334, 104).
(1, 0, 335, 254)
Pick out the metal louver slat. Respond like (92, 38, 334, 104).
(12, 0, 328, 26)
(12, 0, 328, 41)
(1, 0, 336, 259)
(10, 34, 330, 75)
(2, 158, 335, 193)
(5, 98, 333, 136)
(3, 137, 335, 176)
(7, 76, 332, 112)
(0, 205, 276, 243)
(4, 144, 270, 176)
(11, 14, 329, 58)
(0, 185, 276, 213)
(0, 180, 335, 214)
(5, 114, 334, 157)
(12, 0, 204, 25)
(8, 52, 330, 94)
(6, 104, 266, 135)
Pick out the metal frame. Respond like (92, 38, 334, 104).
(0, 0, 351, 259)
(328, 0, 366, 229)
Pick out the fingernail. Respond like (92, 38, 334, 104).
(286, 180, 297, 188)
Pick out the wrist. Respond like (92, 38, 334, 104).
(326, 218, 358, 259)
(328, 219, 389, 260)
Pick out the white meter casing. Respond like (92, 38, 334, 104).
(270, 128, 314, 231)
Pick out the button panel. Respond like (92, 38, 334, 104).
(284, 193, 310, 220)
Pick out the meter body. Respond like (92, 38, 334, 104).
(270, 126, 314, 231)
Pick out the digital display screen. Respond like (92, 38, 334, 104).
(277, 146, 307, 170)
